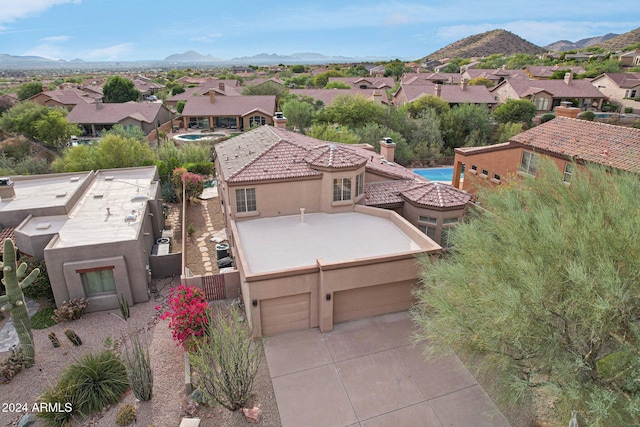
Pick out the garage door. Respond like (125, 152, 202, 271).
(333, 281, 414, 324)
(260, 293, 310, 336)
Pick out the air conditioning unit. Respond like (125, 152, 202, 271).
(0, 177, 12, 186)
(156, 237, 171, 245)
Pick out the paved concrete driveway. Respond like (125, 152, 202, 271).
(263, 311, 511, 427)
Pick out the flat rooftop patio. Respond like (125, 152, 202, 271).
(235, 211, 427, 274)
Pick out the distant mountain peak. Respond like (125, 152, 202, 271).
(545, 33, 620, 52)
(427, 29, 546, 60)
(164, 50, 223, 62)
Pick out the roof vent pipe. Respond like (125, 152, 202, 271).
(300, 208, 305, 223)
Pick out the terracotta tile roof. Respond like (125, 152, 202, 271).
(215, 126, 424, 184)
(304, 144, 369, 169)
(400, 84, 496, 104)
(0, 227, 15, 254)
(525, 66, 586, 78)
(463, 69, 529, 81)
(67, 101, 167, 125)
(594, 72, 640, 89)
(327, 77, 395, 89)
(510, 117, 640, 173)
(364, 180, 416, 206)
(401, 182, 471, 208)
(31, 88, 96, 106)
(494, 79, 605, 99)
(182, 95, 275, 117)
(289, 89, 390, 105)
(401, 73, 462, 84)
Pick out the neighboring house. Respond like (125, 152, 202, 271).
(180, 92, 276, 130)
(461, 68, 529, 86)
(0, 166, 166, 312)
(29, 88, 98, 110)
(401, 73, 462, 85)
(165, 83, 241, 108)
(490, 74, 605, 112)
(232, 66, 255, 75)
(244, 77, 285, 88)
(68, 100, 172, 136)
(591, 72, 640, 100)
(129, 75, 164, 97)
(618, 49, 640, 67)
(176, 77, 241, 88)
(288, 88, 389, 106)
(421, 59, 443, 71)
(524, 66, 586, 79)
(368, 64, 386, 76)
(451, 106, 640, 195)
(0, 93, 18, 111)
(392, 79, 496, 107)
(214, 121, 470, 336)
(327, 77, 395, 90)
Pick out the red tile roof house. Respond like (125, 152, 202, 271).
(590, 72, 640, 113)
(461, 68, 530, 86)
(327, 77, 395, 90)
(289, 88, 390, 106)
(165, 82, 241, 109)
(214, 119, 470, 336)
(401, 72, 462, 85)
(29, 87, 99, 110)
(180, 91, 276, 131)
(392, 79, 497, 107)
(451, 106, 640, 195)
(67, 100, 172, 136)
(490, 74, 605, 112)
(523, 65, 586, 80)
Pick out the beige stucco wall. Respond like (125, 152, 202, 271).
(401, 202, 465, 246)
(492, 83, 520, 104)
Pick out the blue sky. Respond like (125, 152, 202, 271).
(0, 0, 638, 62)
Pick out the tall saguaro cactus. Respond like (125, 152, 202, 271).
(0, 238, 40, 368)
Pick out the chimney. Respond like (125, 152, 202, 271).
(273, 112, 287, 129)
(434, 83, 442, 98)
(0, 178, 15, 200)
(554, 102, 580, 118)
(218, 82, 225, 91)
(379, 137, 396, 162)
(460, 78, 467, 91)
(372, 90, 383, 104)
(209, 89, 215, 103)
(564, 72, 573, 85)
(95, 97, 103, 110)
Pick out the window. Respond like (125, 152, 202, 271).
(563, 163, 573, 183)
(534, 97, 549, 111)
(520, 151, 539, 176)
(355, 172, 364, 197)
(493, 173, 501, 182)
(82, 269, 115, 295)
(632, 90, 637, 98)
(471, 165, 477, 171)
(333, 178, 352, 202)
(443, 217, 459, 225)
(249, 115, 266, 127)
(235, 188, 256, 213)
(481, 169, 489, 176)
(418, 216, 437, 224)
(417, 224, 437, 240)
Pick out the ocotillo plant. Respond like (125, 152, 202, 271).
(0, 238, 40, 367)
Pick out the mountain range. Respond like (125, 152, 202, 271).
(2, 27, 639, 69)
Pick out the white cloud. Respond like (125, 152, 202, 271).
(86, 43, 134, 61)
(22, 35, 72, 59)
(190, 33, 223, 43)
(0, 0, 81, 24)
(384, 13, 410, 27)
(40, 35, 71, 42)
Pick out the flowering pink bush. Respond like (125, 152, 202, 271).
(172, 167, 204, 201)
(157, 285, 209, 350)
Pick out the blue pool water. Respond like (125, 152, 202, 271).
(413, 167, 460, 182)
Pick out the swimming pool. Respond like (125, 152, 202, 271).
(412, 167, 460, 182)
(173, 133, 225, 142)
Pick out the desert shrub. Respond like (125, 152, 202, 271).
(31, 307, 56, 329)
(540, 113, 555, 123)
(52, 298, 89, 323)
(157, 285, 209, 350)
(121, 333, 153, 401)
(161, 181, 178, 203)
(59, 351, 128, 414)
(189, 305, 262, 411)
(579, 111, 595, 121)
(0, 348, 26, 384)
(115, 404, 137, 426)
(118, 294, 130, 320)
(37, 386, 76, 426)
(183, 161, 213, 176)
(21, 256, 53, 300)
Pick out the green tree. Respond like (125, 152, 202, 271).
(440, 103, 492, 154)
(324, 81, 351, 89)
(241, 82, 288, 106)
(290, 64, 306, 73)
(409, 110, 444, 165)
(413, 161, 640, 426)
(467, 77, 494, 88)
(307, 123, 360, 145)
(34, 108, 81, 150)
(492, 122, 523, 144)
(352, 123, 414, 165)
(492, 99, 537, 127)
(94, 134, 155, 169)
(51, 145, 95, 172)
(0, 102, 49, 138)
(313, 70, 345, 88)
(406, 95, 451, 118)
(17, 82, 44, 101)
(282, 98, 315, 132)
(317, 94, 386, 128)
(100, 123, 146, 143)
(383, 60, 408, 80)
(103, 76, 141, 103)
(176, 100, 186, 114)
